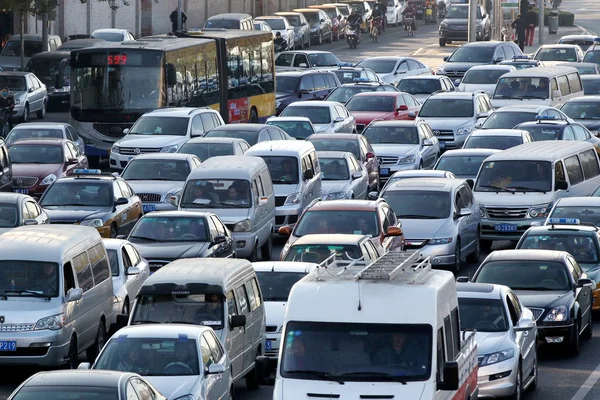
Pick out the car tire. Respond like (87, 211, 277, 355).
(248, 241, 258, 262)
(530, 347, 538, 390)
(86, 320, 106, 362)
(318, 31, 323, 45)
(261, 236, 273, 261)
(21, 104, 29, 123)
(466, 230, 481, 263)
(510, 361, 522, 400)
(568, 318, 580, 356)
(245, 350, 261, 389)
(37, 101, 46, 119)
(583, 310, 593, 339)
(66, 336, 78, 369)
(452, 240, 461, 274)
(439, 38, 446, 47)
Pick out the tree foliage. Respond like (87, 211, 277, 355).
(0, 0, 58, 14)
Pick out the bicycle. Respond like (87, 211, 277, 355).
(370, 17, 381, 42)
(404, 16, 414, 36)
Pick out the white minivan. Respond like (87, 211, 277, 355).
(474, 141, 600, 247)
(245, 141, 322, 230)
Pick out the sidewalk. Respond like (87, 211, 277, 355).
(523, 23, 589, 53)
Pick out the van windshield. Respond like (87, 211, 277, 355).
(131, 293, 225, 329)
(475, 160, 552, 193)
(0, 261, 59, 298)
(256, 272, 307, 301)
(180, 179, 252, 209)
(494, 77, 549, 100)
(280, 321, 432, 382)
(261, 156, 299, 184)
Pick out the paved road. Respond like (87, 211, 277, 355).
(4, 11, 600, 400)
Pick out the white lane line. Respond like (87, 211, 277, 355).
(570, 360, 600, 400)
(412, 47, 425, 55)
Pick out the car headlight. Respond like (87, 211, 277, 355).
(398, 155, 416, 164)
(437, 67, 446, 75)
(284, 192, 302, 205)
(479, 205, 488, 218)
(54, 86, 70, 93)
(527, 202, 552, 218)
(457, 125, 473, 135)
(480, 348, 514, 366)
(40, 173, 57, 186)
(440, 22, 448, 28)
(111, 144, 120, 154)
(14, 99, 20, 105)
(430, 237, 453, 245)
(326, 191, 347, 200)
(234, 218, 252, 232)
(35, 314, 66, 330)
(165, 191, 178, 202)
(160, 144, 179, 153)
(80, 218, 104, 228)
(544, 305, 568, 322)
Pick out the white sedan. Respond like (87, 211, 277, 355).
(355, 56, 434, 86)
(279, 101, 356, 133)
(103, 238, 149, 317)
(318, 151, 369, 200)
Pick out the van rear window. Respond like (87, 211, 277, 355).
(131, 293, 225, 328)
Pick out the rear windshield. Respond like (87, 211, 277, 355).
(480, 111, 537, 129)
(205, 19, 241, 29)
(463, 135, 523, 150)
(1, 40, 42, 57)
(397, 79, 441, 94)
(582, 78, 600, 95)
(462, 69, 511, 85)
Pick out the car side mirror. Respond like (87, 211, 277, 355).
(397, 104, 409, 111)
(127, 266, 141, 275)
(28, 87, 34, 93)
(67, 158, 79, 165)
(320, 18, 325, 22)
(366, 152, 375, 160)
(456, 276, 469, 283)
(386, 226, 403, 237)
(514, 319, 535, 332)
(213, 235, 227, 244)
(437, 361, 459, 391)
(77, 362, 91, 370)
(299, 89, 311, 96)
(555, 179, 568, 191)
(422, 139, 433, 146)
(466, 179, 474, 189)
(65, 288, 83, 302)
(368, 191, 378, 200)
(493, 57, 503, 64)
(334, 116, 344, 123)
(454, 79, 461, 86)
(116, 234, 126, 239)
(352, 170, 363, 180)
(169, 194, 180, 207)
(443, 56, 449, 62)
(474, 121, 483, 128)
(258, 196, 269, 206)
(207, 363, 227, 374)
(115, 197, 128, 206)
(408, 111, 417, 118)
(302, 22, 307, 26)
(230, 314, 246, 329)
(123, 128, 130, 135)
(578, 278, 594, 288)
(191, 130, 204, 137)
(396, 69, 407, 75)
(278, 225, 292, 236)
(458, 207, 472, 218)
(23, 219, 38, 226)
(116, 313, 129, 328)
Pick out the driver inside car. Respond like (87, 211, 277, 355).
(164, 342, 195, 374)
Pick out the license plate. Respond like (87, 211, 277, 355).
(143, 205, 156, 213)
(0, 341, 16, 351)
(439, 142, 446, 149)
(494, 223, 517, 232)
(266, 340, 272, 351)
(380, 168, 390, 176)
(14, 189, 28, 194)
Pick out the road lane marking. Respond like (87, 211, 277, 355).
(570, 360, 600, 400)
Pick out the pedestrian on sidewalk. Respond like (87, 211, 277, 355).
(170, 9, 188, 33)
(525, 5, 538, 46)
(511, 14, 528, 51)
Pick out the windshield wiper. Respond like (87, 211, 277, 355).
(339, 372, 407, 384)
(3, 289, 51, 299)
(286, 370, 345, 384)
(477, 185, 514, 193)
(508, 186, 547, 193)
(396, 214, 439, 219)
(129, 235, 163, 242)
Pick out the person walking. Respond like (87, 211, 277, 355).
(511, 14, 527, 51)
(170, 9, 188, 32)
(525, 5, 538, 46)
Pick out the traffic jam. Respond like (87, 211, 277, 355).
(2, 0, 600, 398)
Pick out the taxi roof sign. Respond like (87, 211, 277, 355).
(535, 115, 559, 121)
(513, 55, 531, 60)
(548, 217, 580, 225)
(353, 77, 369, 82)
(74, 169, 102, 175)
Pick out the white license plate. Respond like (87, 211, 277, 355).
(380, 168, 390, 176)
(0, 341, 16, 351)
(494, 223, 517, 232)
(14, 189, 28, 194)
(143, 205, 156, 213)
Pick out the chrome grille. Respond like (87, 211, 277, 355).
(0, 323, 35, 332)
(377, 156, 398, 165)
(13, 177, 38, 188)
(450, 24, 467, 30)
(530, 307, 545, 321)
(138, 193, 161, 203)
(119, 147, 162, 156)
(485, 207, 529, 220)
(93, 123, 133, 138)
(275, 196, 287, 207)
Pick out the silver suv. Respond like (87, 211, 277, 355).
(416, 91, 494, 150)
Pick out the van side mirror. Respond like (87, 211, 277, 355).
(258, 196, 269, 206)
(116, 313, 129, 328)
(437, 361, 459, 391)
(213, 235, 226, 244)
(386, 226, 403, 236)
(127, 266, 141, 275)
(166, 63, 178, 86)
(304, 169, 314, 180)
(555, 179, 568, 191)
(207, 363, 226, 374)
(466, 179, 474, 188)
(65, 288, 83, 302)
(230, 314, 246, 329)
(77, 362, 92, 370)
(115, 197, 129, 206)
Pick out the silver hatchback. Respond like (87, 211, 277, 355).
(0, 71, 48, 123)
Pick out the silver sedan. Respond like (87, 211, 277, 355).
(317, 151, 369, 200)
(279, 101, 356, 133)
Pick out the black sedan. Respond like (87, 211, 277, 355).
(459, 249, 594, 355)
(123, 210, 235, 273)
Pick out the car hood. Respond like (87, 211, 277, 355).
(0, 227, 15, 234)
(321, 180, 351, 195)
(275, 380, 427, 400)
(43, 207, 109, 222)
(442, 61, 489, 72)
(471, 331, 511, 355)
(399, 218, 449, 239)
(412, 94, 432, 103)
(265, 301, 287, 327)
(0, 297, 67, 324)
(144, 376, 200, 400)
(127, 181, 184, 196)
(313, 123, 334, 133)
(443, 18, 470, 24)
(131, 242, 211, 259)
(0, 55, 31, 70)
(12, 163, 62, 178)
(12, 91, 28, 100)
(416, 118, 472, 129)
(512, 290, 573, 309)
(371, 144, 419, 157)
(351, 111, 396, 124)
(179, 207, 251, 225)
(116, 135, 188, 149)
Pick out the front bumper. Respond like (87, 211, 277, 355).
(140, 202, 177, 213)
(481, 217, 543, 241)
(537, 322, 575, 346)
(48, 92, 70, 105)
(0, 329, 70, 367)
(477, 358, 518, 398)
(11, 104, 25, 118)
(232, 231, 260, 258)
(408, 242, 456, 267)
(439, 28, 484, 41)
(275, 204, 302, 230)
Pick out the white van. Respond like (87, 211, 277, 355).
(474, 141, 600, 246)
(273, 252, 479, 399)
(245, 141, 322, 230)
(125, 258, 267, 388)
(0, 225, 114, 368)
(174, 155, 276, 261)
(491, 66, 583, 108)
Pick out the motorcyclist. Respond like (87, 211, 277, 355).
(402, 2, 417, 32)
(273, 31, 288, 51)
(0, 87, 15, 133)
(347, 9, 362, 39)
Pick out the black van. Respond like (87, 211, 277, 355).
(25, 51, 71, 108)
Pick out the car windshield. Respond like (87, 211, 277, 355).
(94, 337, 200, 376)
(435, 155, 487, 177)
(40, 181, 113, 207)
(337, 6, 350, 16)
(0, 261, 59, 298)
(280, 106, 332, 124)
(320, 158, 350, 181)
(308, 53, 341, 67)
(0, 76, 26, 91)
(382, 190, 451, 219)
(582, 78, 600, 95)
(535, 47, 577, 61)
(419, 98, 473, 118)
(519, 233, 599, 264)
(180, 178, 252, 209)
(494, 77, 549, 100)
(129, 116, 189, 136)
(132, 292, 224, 328)
(295, 210, 379, 237)
(256, 271, 307, 301)
(397, 79, 441, 94)
(276, 76, 300, 93)
(6, 128, 63, 146)
(9, 144, 64, 164)
(480, 111, 538, 129)
(349, 2, 366, 13)
(560, 39, 593, 51)
(584, 50, 600, 64)
(475, 160, 552, 192)
(333, 70, 372, 84)
(1, 40, 42, 57)
(463, 135, 523, 150)
(356, 59, 397, 74)
(327, 86, 378, 103)
(308, 138, 360, 159)
(179, 142, 235, 160)
(303, 12, 320, 24)
(474, 260, 571, 291)
(549, 205, 600, 227)
(129, 216, 209, 243)
(106, 249, 120, 276)
(0, 204, 18, 227)
(280, 321, 432, 382)
(261, 156, 299, 184)
(12, 386, 118, 400)
(445, 6, 472, 18)
(204, 129, 260, 146)
(517, 125, 562, 141)
(346, 96, 395, 112)
(462, 69, 511, 84)
(285, 15, 302, 26)
(447, 46, 495, 63)
(364, 126, 419, 144)
(458, 298, 509, 333)
(122, 159, 191, 181)
(561, 102, 600, 120)
(91, 32, 124, 41)
(267, 121, 314, 140)
(285, 244, 363, 262)
(263, 18, 286, 30)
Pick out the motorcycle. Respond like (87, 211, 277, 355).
(404, 16, 414, 36)
(346, 24, 360, 48)
(370, 16, 382, 42)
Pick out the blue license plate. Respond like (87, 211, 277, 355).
(143, 205, 156, 213)
(494, 223, 517, 232)
(266, 340, 272, 351)
(0, 341, 16, 351)
(380, 168, 390, 176)
(439, 141, 446, 149)
(14, 189, 28, 194)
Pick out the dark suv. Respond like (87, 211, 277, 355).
(439, 4, 491, 47)
(275, 70, 340, 114)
